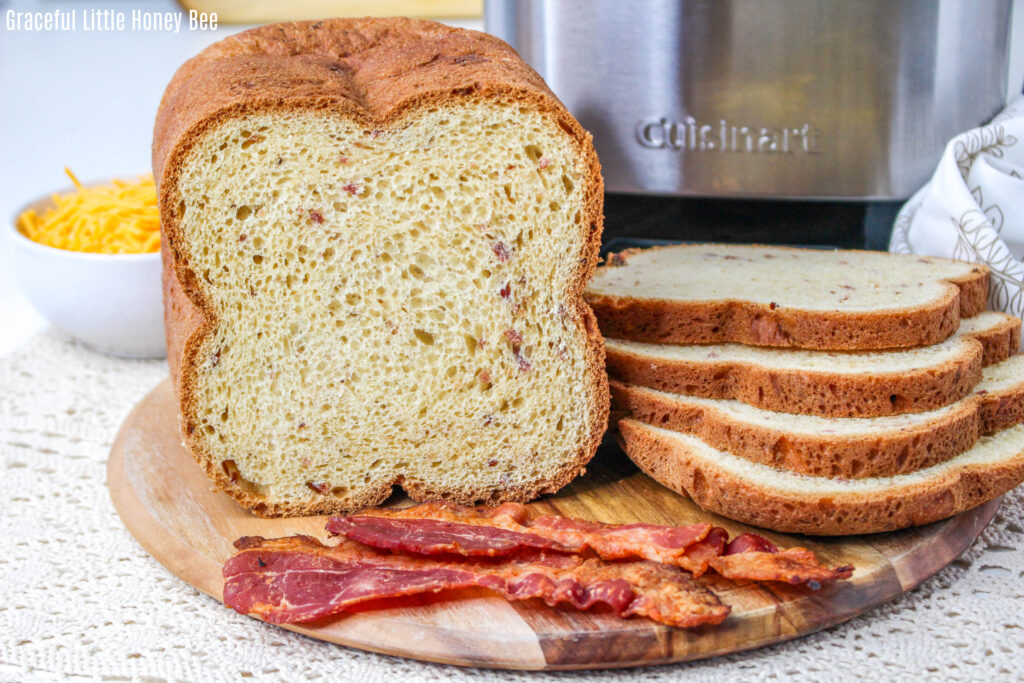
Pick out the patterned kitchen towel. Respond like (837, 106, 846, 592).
(891, 96, 1024, 317)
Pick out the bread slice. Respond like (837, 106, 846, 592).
(606, 311, 1019, 418)
(154, 18, 607, 516)
(611, 354, 1024, 479)
(586, 244, 989, 350)
(618, 418, 1024, 535)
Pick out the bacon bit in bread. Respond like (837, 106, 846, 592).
(751, 317, 789, 345)
(492, 241, 512, 263)
(337, 155, 349, 165)
(307, 481, 331, 495)
(499, 283, 512, 298)
(478, 370, 491, 384)
(308, 209, 324, 224)
(504, 329, 523, 345)
(342, 183, 361, 196)
(221, 460, 240, 483)
(516, 352, 532, 372)
(538, 157, 551, 169)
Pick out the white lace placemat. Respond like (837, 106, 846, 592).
(2, 330, 1022, 683)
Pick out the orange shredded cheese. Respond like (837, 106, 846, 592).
(16, 169, 160, 254)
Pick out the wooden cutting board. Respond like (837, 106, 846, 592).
(108, 379, 1000, 670)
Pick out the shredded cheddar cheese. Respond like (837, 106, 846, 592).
(16, 169, 160, 254)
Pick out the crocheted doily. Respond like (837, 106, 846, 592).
(2, 332, 1022, 682)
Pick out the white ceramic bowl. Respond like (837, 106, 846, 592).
(7, 183, 166, 358)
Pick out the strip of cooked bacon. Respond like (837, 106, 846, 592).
(710, 535, 854, 589)
(326, 502, 852, 584)
(725, 532, 780, 555)
(326, 501, 719, 574)
(222, 535, 730, 628)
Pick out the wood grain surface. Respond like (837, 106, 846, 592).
(107, 379, 1001, 670)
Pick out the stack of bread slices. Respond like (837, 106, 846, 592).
(585, 244, 1024, 535)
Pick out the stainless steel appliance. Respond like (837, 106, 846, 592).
(486, 0, 1013, 199)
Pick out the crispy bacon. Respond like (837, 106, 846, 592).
(711, 532, 853, 587)
(326, 501, 718, 574)
(709, 548, 854, 589)
(326, 502, 851, 585)
(725, 532, 778, 555)
(223, 535, 730, 628)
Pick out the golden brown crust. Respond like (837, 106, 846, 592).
(604, 315, 1021, 418)
(606, 342, 980, 418)
(586, 245, 990, 350)
(618, 419, 1024, 536)
(611, 378, 1024, 479)
(155, 18, 607, 517)
(976, 315, 1022, 365)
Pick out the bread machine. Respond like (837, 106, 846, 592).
(485, 0, 1016, 247)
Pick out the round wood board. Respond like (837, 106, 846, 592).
(108, 379, 1001, 670)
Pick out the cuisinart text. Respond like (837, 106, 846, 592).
(637, 117, 822, 154)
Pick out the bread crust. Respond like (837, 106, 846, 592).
(618, 419, 1024, 536)
(155, 18, 607, 517)
(586, 245, 990, 350)
(605, 315, 1020, 418)
(611, 375, 1024, 479)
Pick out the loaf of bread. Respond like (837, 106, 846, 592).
(586, 244, 990, 350)
(605, 311, 1018, 418)
(619, 418, 1024, 535)
(154, 18, 607, 516)
(612, 353, 1024, 479)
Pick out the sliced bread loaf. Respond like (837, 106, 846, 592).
(611, 354, 1024, 479)
(586, 244, 989, 350)
(618, 418, 1024, 535)
(606, 311, 1019, 418)
(155, 18, 607, 516)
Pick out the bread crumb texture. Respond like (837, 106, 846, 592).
(589, 245, 981, 312)
(174, 102, 597, 509)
